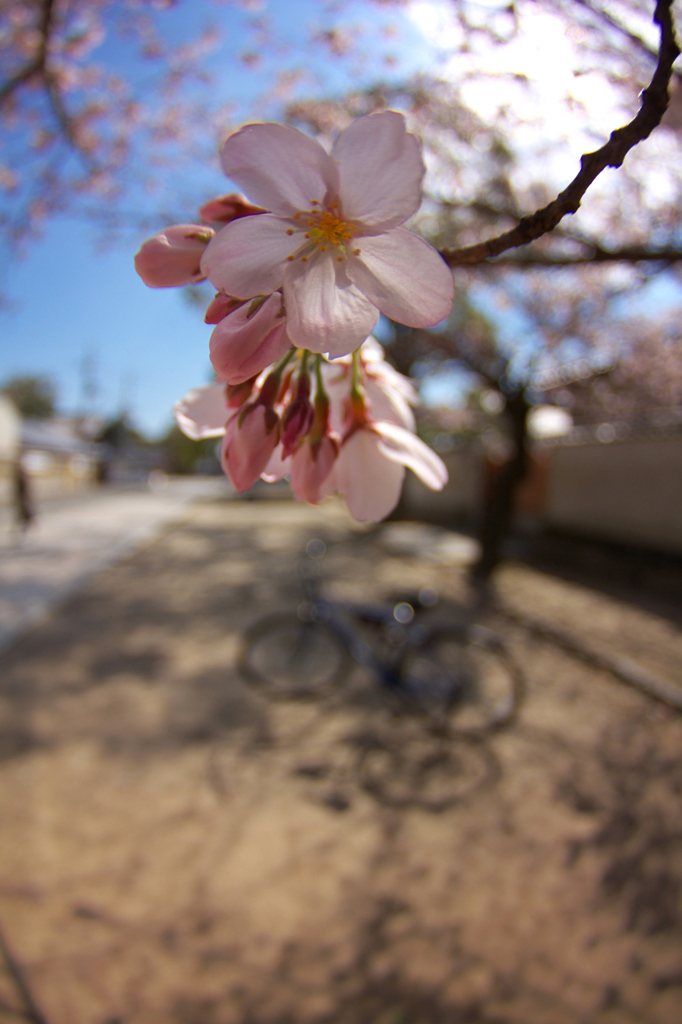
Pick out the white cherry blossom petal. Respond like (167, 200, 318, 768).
(201, 215, 295, 299)
(370, 358, 421, 405)
(373, 421, 448, 491)
(347, 228, 454, 327)
(173, 384, 230, 440)
(333, 112, 424, 230)
(365, 377, 415, 431)
(284, 254, 379, 356)
(321, 359, 352, 435)
(220, 123, 338, 217)
(357, 336, 386, 364)
(261, 444, 290, 482)
(335, 429, 405, 522)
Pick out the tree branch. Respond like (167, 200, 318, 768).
(0, 0, 56, 107)
(465, 244, 682, 267)
(43, 70, 100, 173)
(0, 0, 100, 174)
(440, 0, 680, 269)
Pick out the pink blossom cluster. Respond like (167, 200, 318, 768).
(134, 111, 454, 522)
(174, 339, 447, 522)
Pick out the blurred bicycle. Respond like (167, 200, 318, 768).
(239, 538, 523, 733)
(237, 539, 524, 812)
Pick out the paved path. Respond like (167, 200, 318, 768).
(0, 478, 231, 650)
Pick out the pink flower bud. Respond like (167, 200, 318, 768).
(209, 294, 292, 386)
(290, 436, 338, 504)
(205, 293, 242, 324)
(281, 398, 315, 458)
(257, 367, 286, 409)
(281, 372, 314, 458)
(221, 403, 280, 492)
(224, 376, 258, 408)
(198, 193, 267, 224)
(134, 225, 215, 288)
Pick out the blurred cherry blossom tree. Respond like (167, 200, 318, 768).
(2, 0, 680, 260)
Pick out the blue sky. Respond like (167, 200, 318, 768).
(0, 0, 439, 437)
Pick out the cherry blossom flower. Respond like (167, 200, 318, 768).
(172, 336, 446, 522)
(324, 338, 418, 433)
(331, 420, 448, 522)
(201, 111, 454, 356)
(134, 225, 215, 288)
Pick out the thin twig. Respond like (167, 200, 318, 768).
(43, 70, 100, 174)
(440, 0, 681, 268)
(571, 0, 682, 83)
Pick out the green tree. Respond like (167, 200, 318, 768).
(1, 375, 56, 418)
(159, 423, 219, 475)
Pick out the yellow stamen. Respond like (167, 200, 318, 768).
(305, 208, 356, 250)
(353, 248, 361, 255)
(286, 205, 357, 265)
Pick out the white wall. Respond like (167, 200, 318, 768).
(546, 435, 682, 553)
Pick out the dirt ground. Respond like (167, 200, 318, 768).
(0, 496, 681, 1024)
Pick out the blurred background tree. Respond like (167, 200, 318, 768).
(1, 374, 57, 418)
(158, 422, 219, 475)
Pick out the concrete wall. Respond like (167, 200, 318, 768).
(546, 435, 682, 553)
(399, 433, 682, 557)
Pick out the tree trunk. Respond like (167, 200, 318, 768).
(472, 392, 530, 583)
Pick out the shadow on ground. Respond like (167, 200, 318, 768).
(0, 498, 681, 1024)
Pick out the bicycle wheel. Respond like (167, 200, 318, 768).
(238, 612, 350, 699)
(355, 731, 497, 812)
(398, 625, 523, 734)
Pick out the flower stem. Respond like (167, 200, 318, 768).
(351, 349, 362, 397)
(314, 353, 327, 400)
(348, 349, 368, 425)
(275, 347, 296, 375)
